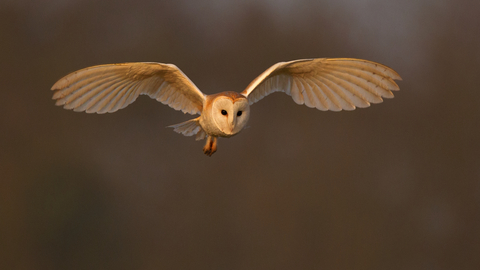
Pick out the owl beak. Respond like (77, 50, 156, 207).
(228, 117, 236, 133)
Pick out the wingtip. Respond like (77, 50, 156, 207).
(389, 70, 402, 81)
(389, 80, 401, 91)
(51, 83, 61, 91)
(51, 78, 68, 91)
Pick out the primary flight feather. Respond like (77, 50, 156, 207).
(52, 58, 401, 156)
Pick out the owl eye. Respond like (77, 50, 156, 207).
(237, 111, 242, 117)
(221, 110, 227, 115)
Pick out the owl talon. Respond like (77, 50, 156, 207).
(203, 136, 217, 156)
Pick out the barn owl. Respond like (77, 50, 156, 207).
(51, 58, 401, 156)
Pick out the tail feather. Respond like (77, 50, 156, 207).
(168, 117, 206, 141)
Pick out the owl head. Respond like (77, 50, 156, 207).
(206, 91, 250, 137)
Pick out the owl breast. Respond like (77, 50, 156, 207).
(199, 92, 250, 137)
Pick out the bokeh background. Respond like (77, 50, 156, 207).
(1, 0, 480, 269)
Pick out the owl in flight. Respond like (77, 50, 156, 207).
(52, 58, 401, 156)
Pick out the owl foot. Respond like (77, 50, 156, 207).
(203, 136, 217, 156)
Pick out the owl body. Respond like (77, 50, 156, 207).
(51, 58, 401, 156)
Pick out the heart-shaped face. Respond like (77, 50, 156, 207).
(211, 95, 250, 136)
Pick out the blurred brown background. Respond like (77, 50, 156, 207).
(1, 0, 479, 269)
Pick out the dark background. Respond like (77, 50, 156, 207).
(1, 0, 479, 269)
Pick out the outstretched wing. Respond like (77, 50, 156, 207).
(51, 62, 206, 114)
(241, 58, 401, 111)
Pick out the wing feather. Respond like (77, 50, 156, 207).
(97, 81, 137, 114)
(305, 78, 329, 111)
(110, 83, 141, 113)
(325, 59, 402, 81)
(67, 76, 124, 110)
(88, 80, 135, 113)
(308, 79, 326, 110)
(323, 73, 383, 104)
(51, 63, 206, 114)
(241, 58, 401, 111)
(310, 77, 353, 111)
(325, 65, 399, 92)
(318, 75, 371, 108)
(106, 81, 139, 112)
(299, 78, 316, 108)
(309, 77, 342, 111)
(84, 80, 129, 113)
(291, 78, 305, 105)
(327, 70, 394, 98)
(53, 73, 119, 101)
